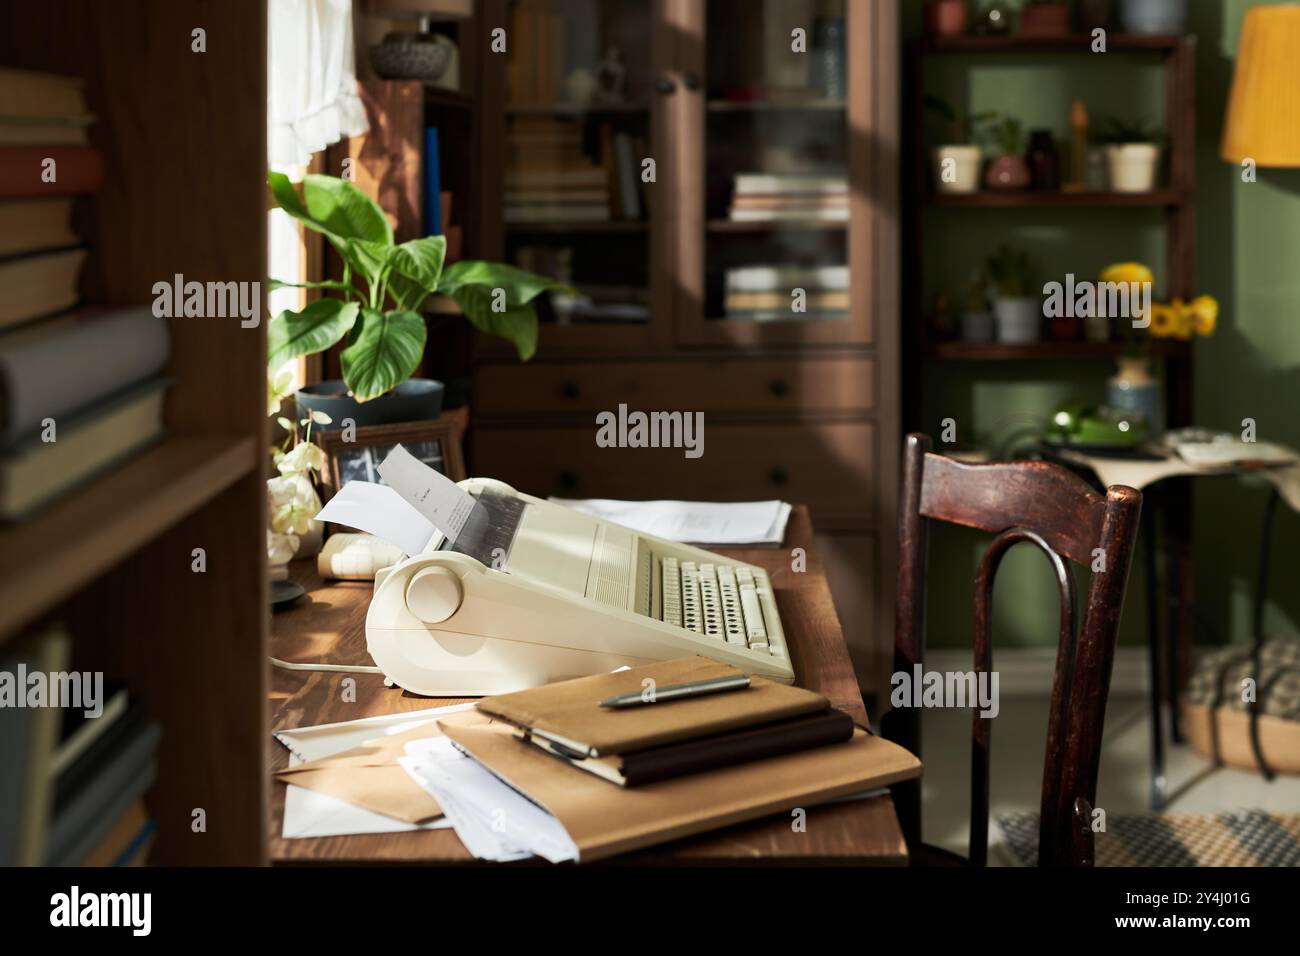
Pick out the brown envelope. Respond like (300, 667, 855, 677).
(275, 721, 445, 824)
(477, 656, 829, 755)
(438, 710, 922, 862)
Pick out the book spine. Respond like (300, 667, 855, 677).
(0, 146, 103, 199)
(423, 128, 442, 235)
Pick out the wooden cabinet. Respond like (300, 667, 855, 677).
(471, 0, 899, 701)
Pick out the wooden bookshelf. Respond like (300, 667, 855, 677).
(930, 189, 1185, 208)
(922, 33, 1184, 53)
(923, 339, 1192, 361)
(1, 0, 269, 865)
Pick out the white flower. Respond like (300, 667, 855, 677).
(267, 368, 295, 417)
(267, 474, 321, 536)
(267, 528, 299, 566)
(277, 440, 327, 477)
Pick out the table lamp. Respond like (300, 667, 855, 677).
(1221, 4, 1300, 167)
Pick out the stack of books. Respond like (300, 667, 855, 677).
(723, 264, 850, 322)
(727, 172, 849, 223)
(504, 118, 610, 224)
(0, 68, 171, 520)
(0, 627, 159, 866)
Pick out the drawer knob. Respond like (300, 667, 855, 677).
(769, 466, 789, 485)
(768, 379, 790, 397)
(560, 381, 580, 399)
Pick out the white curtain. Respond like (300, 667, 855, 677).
(268, 0, 369, 169)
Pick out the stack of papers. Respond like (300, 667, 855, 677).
(400, 737, 578, 863)
(548, 498, 792, 546)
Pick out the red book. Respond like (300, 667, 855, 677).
(0, 146, 103, 198)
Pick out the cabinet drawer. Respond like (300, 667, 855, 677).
(473, 420, 875, 523)
(474, 356, 874, 418)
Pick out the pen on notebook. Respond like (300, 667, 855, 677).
(600, 675, 751, 709)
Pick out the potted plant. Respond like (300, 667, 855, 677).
(1098, 117, 1163, 193)
(924, 0, 969, 38)
(1020, 0, 1071, 38)
(1119, 0, 1187, 36)
(987, 245, 1039, 343)
(267, 171, 570, 426)
(960, 270, 994, 342)
(983, 115, 1031, 190)
(926, 96, 993, 195)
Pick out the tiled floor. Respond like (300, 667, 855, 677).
(920, 693, 1300, 865)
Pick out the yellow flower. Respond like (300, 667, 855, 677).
(1189, 295, 1218, 336)
(1100, 262, 1155, 287)
(1149, 302, 1178, 338)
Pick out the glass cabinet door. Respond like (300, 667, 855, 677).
(673, 0, 872, 346)
(489, 0, 664, 352)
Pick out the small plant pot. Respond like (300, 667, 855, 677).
(985, 154, 1032, 190)
(960, 310, 995, 342)
(993, 297, 1040, 343)
(932, 145, 982, 194)
(296, 378, 445, 430)
(1119, 0, 1187, 36)
(1020, 4, 1070, 38)
(924, 0, 969, 37)
(1106, 143, 1160, 193)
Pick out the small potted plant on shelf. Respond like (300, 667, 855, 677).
(266, 171, 570, 427)
(983, 115, 1031, 190)
(1098, 116, 1164, 193)
(987, 245, 1040, 343)
(1020, 0, 1071, 38)
(924, 0, 970, 38)
(960, 270, 994, 343)
(926, 96, 993, 195)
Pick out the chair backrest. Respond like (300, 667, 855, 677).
(882, 433, 1142, 866)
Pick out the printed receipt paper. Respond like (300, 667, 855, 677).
(314, 444, 476, 554)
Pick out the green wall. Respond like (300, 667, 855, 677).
(904, 0, 1300, 650)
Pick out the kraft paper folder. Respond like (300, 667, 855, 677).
(438, 717, 921, 862)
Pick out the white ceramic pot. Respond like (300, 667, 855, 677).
(1119, 0, 1187, 36)
(1106, 143, 1160, 193)
(932, 145, 982, 195)
(960, 311, 994, 342)
(993, 297, 1040, 343)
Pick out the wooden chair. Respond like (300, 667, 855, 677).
(881, 434, 1143, 867)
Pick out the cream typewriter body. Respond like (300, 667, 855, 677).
(366, 478, 793, 696)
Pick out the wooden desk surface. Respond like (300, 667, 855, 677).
(268, 505, 907, 865)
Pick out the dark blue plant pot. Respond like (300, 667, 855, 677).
(296, 378, 444, 430)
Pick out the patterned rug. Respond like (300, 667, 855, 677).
(997, 810, 1300, 866)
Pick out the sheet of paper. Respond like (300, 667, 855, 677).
(314, 480, 439, 557)
(402, 736, 579, 864)
(276, 704, 473, 839)
(377, 444, 477, 544)
(548, 497, 792, 545)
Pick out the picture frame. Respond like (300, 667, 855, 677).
(315, 419, 466, 503)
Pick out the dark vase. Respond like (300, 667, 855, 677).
(985, 154, 1032, 190)
(1027, 129, 1061, 190)
(296, 378, 445, 430)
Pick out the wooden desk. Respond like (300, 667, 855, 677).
(268, 505, 907, 864)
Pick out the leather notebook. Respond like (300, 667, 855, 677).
(530, 708, 856, 787)
(475, 656, 830, 757)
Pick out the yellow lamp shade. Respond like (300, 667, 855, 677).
(1221, 5, 1300, 166)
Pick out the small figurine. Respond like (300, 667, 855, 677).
(593, 46, 626, 104)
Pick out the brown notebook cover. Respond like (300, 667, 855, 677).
(477, 656, 829, 756)
(439, 710, 922, 863)
(529, 708, 857, 787)
(0, 146, 104, 199)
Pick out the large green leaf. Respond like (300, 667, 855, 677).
(268, 171, 392, 245)
(447, 285, 539, 361)
(387, 236, 447, 312)
(340, 309, 427, 401)
(267, 299, 359, 367)
(438, 260, 572, 304)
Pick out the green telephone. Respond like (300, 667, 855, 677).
(1044, 401, 1150, 452)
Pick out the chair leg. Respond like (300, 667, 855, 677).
(1249, 488, 1280, 782)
